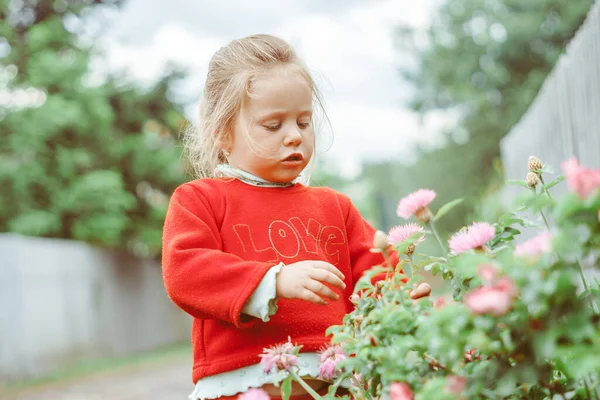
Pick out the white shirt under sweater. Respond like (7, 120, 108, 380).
(189, 166, 323, 399)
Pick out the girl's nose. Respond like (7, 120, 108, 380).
(283, 126, 303, 147)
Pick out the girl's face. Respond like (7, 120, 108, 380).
(227, 67, 315, 183)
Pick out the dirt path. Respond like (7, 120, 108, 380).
(3, 356, 194, 400)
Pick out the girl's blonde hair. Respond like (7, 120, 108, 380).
(183, 34, 329, 179)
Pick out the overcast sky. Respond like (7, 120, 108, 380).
(96, 0, 454, 177)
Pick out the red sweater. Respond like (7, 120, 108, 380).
(162, 178, 396, 382)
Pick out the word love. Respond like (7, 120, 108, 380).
(232, 217, 347, 265)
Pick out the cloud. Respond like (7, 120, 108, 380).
(97, 0, 450, 166)
(322, 102, 457, 161)
(95, 24, 221, 97)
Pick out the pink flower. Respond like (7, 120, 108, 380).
(514, 231, 553, 259)
(448, 222, 495, 254)
(389, 382, 414, 400)
(397, 189, 437, 220)
(318, 345, 346, 381)
(434, 297, 447, 309)
(352, 373, 364, 387)
(495, 277, 518, 298)
(562, 157, 600, 199)
(259, 337, 300, 373)
(388, 223, 426, 246)
(463, 277, 517, 317)
(478, 264, 499, 284)
(464, 349, 480, 362)
(238, 388, 270, 400)
(445, 375, 466, 395)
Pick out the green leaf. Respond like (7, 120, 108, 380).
(433, 198, 464, 222)
(506, 179, 529, 188)
(542, 175, 565, 191)
(553, 192, 583, 221)
(423, 262, 439, 271)
(281, 375, 293, 400)
(404, 263, 413, 278)
(541, 164, 555, 174)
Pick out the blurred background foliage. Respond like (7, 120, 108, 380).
(0, 0, 189, 258)
(0, 0, 595, 259)
(327, 0, 594, 255)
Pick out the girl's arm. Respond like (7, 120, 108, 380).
(341, 195, 400, 285)
(162, 183, 275, 329)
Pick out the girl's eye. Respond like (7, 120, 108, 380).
(298, 122, 310, 129)
(264, 124, 281, 131)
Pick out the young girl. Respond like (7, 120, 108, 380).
(162, 34, 398, 399)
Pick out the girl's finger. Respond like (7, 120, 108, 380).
(313, 262, 345, 281)
(308, 269, 346, 290)
(306, 279, 339, 301)
(410, 283, 432, 300)
(301, 288, 328, 306)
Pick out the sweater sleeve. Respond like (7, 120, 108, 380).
(342, 194, 400, 285)
(162, 182, 275, 328)
(241, 263, 282, 322)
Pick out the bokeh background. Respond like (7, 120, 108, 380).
(1, 0, 597, 398)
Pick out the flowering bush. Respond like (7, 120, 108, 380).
(252, 156, 600, 400)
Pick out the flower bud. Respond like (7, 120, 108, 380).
(368, 335, 377, 346)
(415, 207, 433, 223)
(353, 314, 364, 329)
(434, 297, 446, 309)
(528, 155, 543, 173)
(445, 376, 466, 396)
(349, 293, 360, 305)
(372, 230, 388, 251)
(529, 318, 543, 331)
(525, 172, 539, 188)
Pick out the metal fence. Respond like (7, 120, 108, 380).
(0, 234, 191, 383)
(500, 0, 600, 189)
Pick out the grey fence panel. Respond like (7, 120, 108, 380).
(0, 234, 191, 383)
(499, 2, 600, 283)
(500, 0, 600, 191)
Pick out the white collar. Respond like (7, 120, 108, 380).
(213, 164, 297, 188)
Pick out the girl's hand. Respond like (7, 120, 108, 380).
(276, 261, 346, 306)
(410, 282, 432, 300)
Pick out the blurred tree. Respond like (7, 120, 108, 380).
(362, 0, 593, 243)
(0, 0, 188, 258)
(403, 0, 593, 126)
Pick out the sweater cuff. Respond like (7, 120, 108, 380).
(241, 263, 283, 322)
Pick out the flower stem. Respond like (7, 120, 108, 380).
(382, 248, 393, 271)
(406, 254, 414, 278)
(583, 376, 598, 400)
(424, 354, 446, 370)
(574, 259, 598, 315)
(539, 209, 550, 230)
(288, 370, 323, 399)
(350, 374, 374, 400)
(538, 175, 554, 201)
(577, 263, 590, 293)
(583, 379, 592, 399)
(328, 372, 350, 394)
(428, 220, 448, 256)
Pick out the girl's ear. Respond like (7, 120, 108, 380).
(219, 134, 233, 157)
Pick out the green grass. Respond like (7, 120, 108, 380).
(0, 342, 191, 395)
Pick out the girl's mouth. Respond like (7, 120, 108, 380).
(282, 153, 304, 166)
(283, 154, 303, 162)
